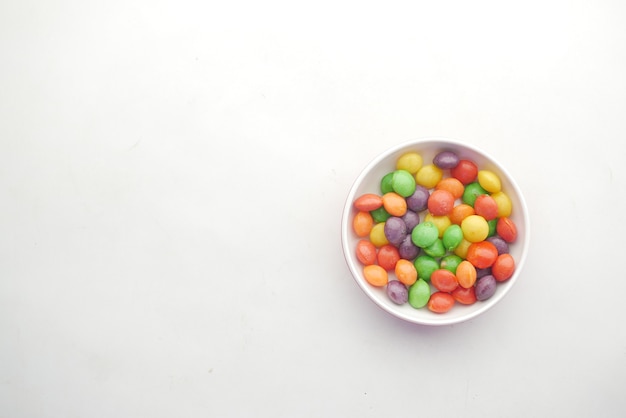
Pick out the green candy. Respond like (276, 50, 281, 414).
(487, 218, 498, 237)
(411, 221, 439, 248)
(414, 255, 439, 281)
(423, 238, 445, 258)
(380, 172, 395, 194)
(442, 224, 463, 251)
(370, 206, 391, 223)
(440, 254, 463, 274)
(408, 278, 431, 309)
(462, 182, 488, 206)
(391, 169, 416, 198)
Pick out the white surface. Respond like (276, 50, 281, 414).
(1, 1, 625, 417)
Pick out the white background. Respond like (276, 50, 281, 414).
(1, 1, 625, 417)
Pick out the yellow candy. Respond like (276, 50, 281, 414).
(424, 213, 452, 238)
(454, 238, 472, 259)
(491, 191, 512, 217)
(461, 215, 489, 242)
(369, 222, 389, 247)
(396, 152, 423, 174)
(415, 164, 443, 189)
(477, 170, 502, 193)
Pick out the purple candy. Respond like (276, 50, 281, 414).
(406, 185, 430, 212)
(384, 217, 408, 247)
(398, 234, 420, 260)
(475, 275, 497, 301)
(402, 210, 421, 232)
(433, 151, 460, 169)
(487, 236, 510, 255)
(386, 280, 409, 305)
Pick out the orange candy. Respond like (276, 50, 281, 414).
(363, 265, 388, 287)
(449, 204, 475, 225)
(352, 211, 374, 237)
(456, 260, 477, 288)
(395, 259, 418, 286)
(382, 192, 407, 216)
(436, 177, 465, 199)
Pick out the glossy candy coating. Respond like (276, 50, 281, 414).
(395, 259, 418, 286)
(475, 274, 497, 300)
(414, 255, 439, 281)
(369, 222, 389, 247)
(473, 194, 498, 221)
(353, 211, 374, 237)
(456, 260, 477, 288)
(436, 177, 464, 200)
(462, 182, 488, 207)
(415, 164, 443, 189)
(477, 170, 502, 193)
(451, 159, 478, 184)
(377, 244, 400, 271)
(491, 191, 512, 217)
(492, 253, 515, 282)
(442, 224, 463, 251)
(356, 240, 377, 265)
(391, 170, 417, 197)
(380, 172, 395, 194)
(496, 217, 518, 243)
(431, 269, 459, 293)
(387, 280, 409, 304)
(370, 206, 391, 223)
(382, 192, 407, 217)
(411, 222, 439, 248)
(396, 152, 423, 174)
(433, 150, 460, 169)
(354, 194, 383, 212)
(398, 235, 420, 260)
(363, 265, 388, 287)
(427, 292, 455, 313)
(408, 279, 430, 309)
(406, 185, 430, 212)
(428, 189, 455, 216)
(384, 216, 408, 247)
(466, 241, 499, 269)
(461, 215, 490, 243)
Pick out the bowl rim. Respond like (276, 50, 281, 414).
(341, 136, 530, 326)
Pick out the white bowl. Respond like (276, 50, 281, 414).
(341, 138, 530, 326)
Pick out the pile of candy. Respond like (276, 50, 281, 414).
(351, 150, 518, 313)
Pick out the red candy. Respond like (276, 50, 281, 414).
(377, 244, 401, 271)
(427, 292, 455, 313)
(356, 240, 377, 265)
(451, 159, 478, 185)
(427, 189, 455, 216)
(492, 253, 515, 281)
(496, 217, 518, 243)
(430, 269, 459, 293)
(354, 193, 383, 211)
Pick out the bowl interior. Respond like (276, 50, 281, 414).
(341, 138, 529, 326)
